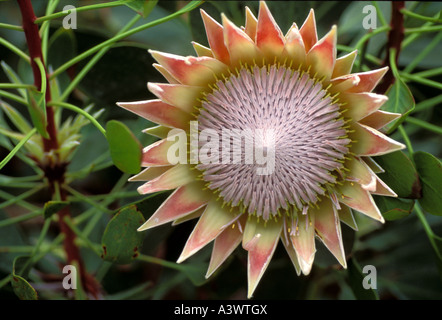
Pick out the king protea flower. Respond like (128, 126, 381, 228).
(117, 2, 404, 298)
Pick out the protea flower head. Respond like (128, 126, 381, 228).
(117, 1, 404, 298)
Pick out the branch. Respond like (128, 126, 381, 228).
(17, 0, 58, 151)
(378, 1, 405, 93)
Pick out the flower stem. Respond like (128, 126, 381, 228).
(0, 37, 30, 63)
(59, 14, 142, 102)
(378, 1, 405, 93)
(17, 0, 100, 299)
(403, 32, 442, 74)
(402, 12, 441, 49)
(401, 73, 442, 90)
(405, 117, 442, 135)
(0, 22, 24, 31)
(17, 0, 57, 152)
(398, 125, 414, 156)
(34, 0, 129, 24)
(404, 25, 442, 34)
(0, 128, 36, 171)
(413, 94, 442, 113)
(400, 8, 442, 23)
(48, 101, 107, 137)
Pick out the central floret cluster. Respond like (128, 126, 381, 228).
(197, 65, 350, 219)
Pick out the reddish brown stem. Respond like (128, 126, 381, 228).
(17, 0, 58, 151)
(17, 0, 100, 298)
(378, 1, 405, 93)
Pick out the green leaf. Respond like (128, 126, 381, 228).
(101, 204, 145, 264)
(124, 0, 158, 18)
(413, 152, 442, 216)
(43, 201, 69, 219)
(11, 275, 38, 300)
(374, 151, 421, 199)
(106, 120, 142, 174)
(26, 87, 48, 139)
(374, 196, 415, 221)
(0, 101, 32, 134)
(381, 77, 415, 134)
(347, 258, 379, 300)
(1, 61, 27, 99)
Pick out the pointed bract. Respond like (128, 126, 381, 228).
(313, 198, 347, 267)
(351, 123, 405, 156)
(129, 166, 172, 182)
(359, 110, 401, 130)
(347, 67, 389, 93)
(291, 213, 316, 275)
(332, 50, 357, 79)
(281, 229, 301, 275)
(137, 164, 196, 194)
(244, 218, 282, 298)
(222, 14, 259, 65)
(338, 181, 385, 223)
(372, 176, 397, 197)
(153, 63, 179, 84)
(345, 156, 377, 192)
(192, 41, 214, 58)
(142, 125, 171, 139)
(339, 92, 388, 121)
(117, 100, 191, 130)
(306, 25, 337, 81)
(338, 205, 358, 230)
(138, 182, 210, 231)
(200, 10, 230, 64)
(206, 218, 244, 278)
(299, 9, 318, 52)
(142, 138, 176, 167)
(244, 6, 258, 39)
(284, 24, 306, 66)
(177, 201, 241, 263)
(256, 1, 285, 57)
(149, 50, 224, 86)
(148, 83, 203, 113)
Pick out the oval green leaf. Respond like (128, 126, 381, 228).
(11, 275, 38, 300)
(374, 151, 421, 199)
(414, 151, 442, 216)
(101, 205, 145, 264)
(106, 120, 142, 174)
